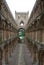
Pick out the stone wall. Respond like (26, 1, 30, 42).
(26, 0, 44, 65)
(0, 0, 18, 65)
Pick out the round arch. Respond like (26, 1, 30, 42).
(18, 28, 25, 39)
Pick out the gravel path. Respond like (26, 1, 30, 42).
(8, 43, 33, 65)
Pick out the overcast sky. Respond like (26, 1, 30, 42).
(6, 0, 36, 19)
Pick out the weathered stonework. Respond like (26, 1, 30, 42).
(26, 0, 44, 65)
(15, 11, 29, 29)
(0, 0, 18, 65)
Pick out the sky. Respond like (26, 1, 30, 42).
(6, 0, 36, 19)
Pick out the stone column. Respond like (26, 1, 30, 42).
(8, 42, 12, 57)
(38, 49, 44, 65)
(33, 44, 38, 64)
(4, 44, 9, 64)
(2, 46, 5, 65)
(37, 44, 41, 65)
(0, 48, 2, 65)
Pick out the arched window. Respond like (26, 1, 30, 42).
(20, 21, 24, 26)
